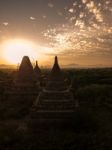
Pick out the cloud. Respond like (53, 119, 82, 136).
(86, 1, 103, 22)
(79, 12, 84, 18)
(42, 15, 47, 19)
(57, 11, 63, 16)
(43, 21, 112, 58)
(82, 0, 87, 4)
(68, 8, 74, 13)
(29, 16, 36, 20)
(106, 1, 110, 5)
(75, 20, 85, 29)
(73, 2, 77, 6)
(3, 22, 9, 26)
(48, 3, 54, 8)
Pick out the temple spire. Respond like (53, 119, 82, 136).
(36, 61, 38, 67)
(15, 56, 35, 84)
(54, 56, 59, 67)
(46, 56, 67, 91)
(55, 56, 58, 64)
(51, 56, 61, 76)
(34, 60, 41, 78)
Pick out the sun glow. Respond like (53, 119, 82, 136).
(2, 39, 39, 64)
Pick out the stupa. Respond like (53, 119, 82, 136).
(15, 56, 36, 86)
(34, 61, 41, 76)
(32, 56, 75, 120)
(11, 56, 39, 101)
(34, 61, 41, 80)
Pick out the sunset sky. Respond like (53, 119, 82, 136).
(0, 0, 112, 67)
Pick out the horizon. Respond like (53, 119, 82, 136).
(0, 0, 112, 66)
(0, 56, 112, 69)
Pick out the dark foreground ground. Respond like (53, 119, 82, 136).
(0, 68, 112, 150)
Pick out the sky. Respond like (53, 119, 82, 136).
(0, 0, 112, 67)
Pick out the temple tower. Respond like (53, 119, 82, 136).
(11, 56, 39, 101)
(34, 61, 41, 75)
(32, 56, 75, 120)
(34, 61, 41, 81)
(15, 56, 36, 86)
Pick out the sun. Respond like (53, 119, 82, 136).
(2, 39, 38, 64)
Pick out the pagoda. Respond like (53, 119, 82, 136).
(32, 56, 75, 120)
(34, 61, 41, 81)
(34, 61, 41, 75)
(15, 56, 36, 86)
(11, 56, 39, 101)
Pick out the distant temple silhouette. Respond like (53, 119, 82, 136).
(34, 61, 41, 81)
(15, 56, 36, 85)
(46, 56, 67, 91)
(10, 56, 39, 101)
(32, 56, 75, 120)
(9, 55, 76, 121)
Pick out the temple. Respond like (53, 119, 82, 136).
(15, 56, 36, 86)
(11, 56, 39, 101)
(34, 61, 42, 85)
(34, 61, 41, 81)
(32, 56, 75, 120)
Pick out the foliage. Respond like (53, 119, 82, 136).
(0, 68, 112, 150)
